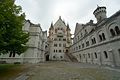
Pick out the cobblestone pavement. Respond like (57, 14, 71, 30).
(26, 61, 120, 80)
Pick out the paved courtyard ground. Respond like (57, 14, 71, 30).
(15, 61, 120, 80)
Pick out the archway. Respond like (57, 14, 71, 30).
(46, 55, 49, 61)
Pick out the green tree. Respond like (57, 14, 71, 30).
(0, 0, 29, 57)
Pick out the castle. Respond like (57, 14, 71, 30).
(48, 16, 72, 61)
(0, 6, 120, 67)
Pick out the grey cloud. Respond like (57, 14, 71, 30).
(15, 0, 120, 33)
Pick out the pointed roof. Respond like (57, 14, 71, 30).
(53, 16, 67, 28)
(49, 22, 54, 30)
(67, 23, 70, 31)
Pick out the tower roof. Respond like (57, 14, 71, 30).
(49, 22, 54, 30)
(53, 16, 67, 28)
(93, 6, 106, 14)
(67, 23, 70, 30)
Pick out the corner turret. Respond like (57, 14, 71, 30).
(93, 6, 107, 22)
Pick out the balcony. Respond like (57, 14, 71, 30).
(57, 30, 63, 37)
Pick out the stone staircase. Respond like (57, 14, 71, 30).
(65, 52, 78, 62)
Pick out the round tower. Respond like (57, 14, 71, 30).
(93, 6, 107, 22)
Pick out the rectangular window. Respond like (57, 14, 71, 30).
(54, 44, 57, 47)
(59, 43, 61, 47)
(59, 38, 61, 41)
(63, 39, 66, 41)
(76, 46, 78, 50)
(54, 38, 57, 41)
(59, 50, 61, 52)
(78, 36, 79, 40)
(63, 44, 66, 47)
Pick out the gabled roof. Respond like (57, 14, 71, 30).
(53, 16, 66, 28)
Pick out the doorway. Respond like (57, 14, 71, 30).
(46, 55, 49, 61)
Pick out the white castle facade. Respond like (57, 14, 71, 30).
(48, 17, 72, 61)
(70, 6, 120, 67)
(0, 20, 47, 63)
(0, 6, 120, 66)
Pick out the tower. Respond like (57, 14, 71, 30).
(93, 6, 107, 22)
(48, 17, 72, 61)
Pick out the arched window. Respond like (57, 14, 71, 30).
(115, 26, 120, 35)
(53, 56, 55, 58)
(91, 37, 96, 44)
(110, 29, 116, 37)
(104, 51, 108, 58)
(54, 50, 55, 52)
(86, 41, 89, 47)
(88, 53, 90, 58)
(79, 45, 81, 49)
(82, 43, 84, 48)
(102, 33, 106, 40)
(91, 39, 94, 44)
(99, 35, 102, 41)
(94, 52, 97, 58)
(93, 38, 96, 43)
(60, 56, 63, 58)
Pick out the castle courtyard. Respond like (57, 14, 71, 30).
(15, 61, 120, 80)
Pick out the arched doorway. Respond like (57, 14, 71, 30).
(46, 55, 49, 61)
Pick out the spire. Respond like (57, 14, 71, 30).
(67, 23, 69, 27)
(62, 20, 65, 24)
(59, 16, 62, 20)
(51, 22, 53, 27)
(49, 22, 53, 30)
(97, 5, 99, 8)
(67, 23, 70, 31)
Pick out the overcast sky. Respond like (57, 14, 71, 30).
(15, 0, 120, 34)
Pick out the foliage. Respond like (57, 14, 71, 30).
(0, 0, 29, 56)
